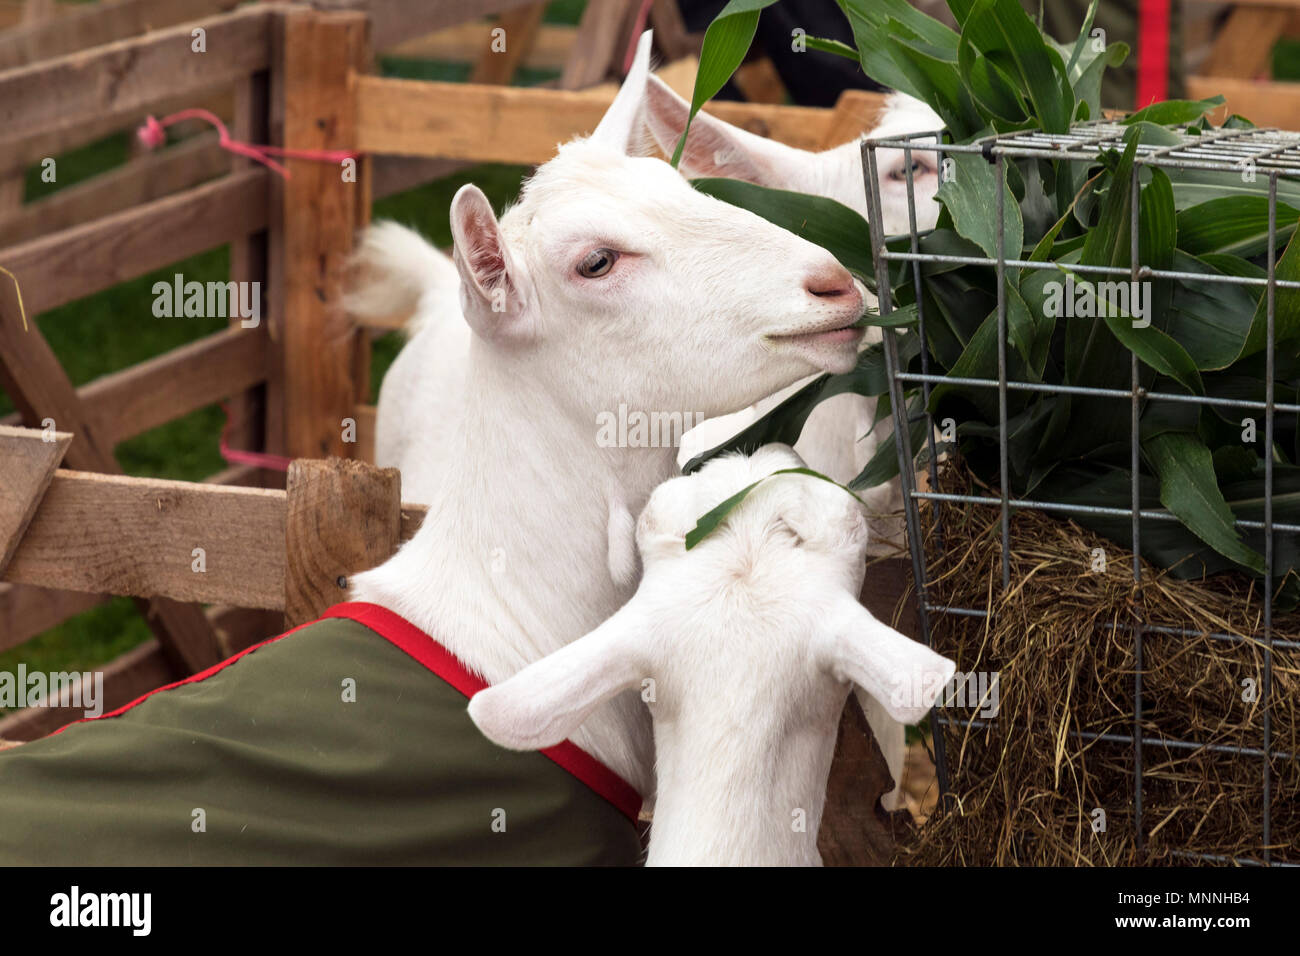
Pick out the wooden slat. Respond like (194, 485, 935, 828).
(0, 0, 243, 72)
(0, 84, 234, 182)
(0, 638, 173, 742)
(559, 0, 636, 89)
(4, 470, 287, 609)
(0, 425, 71, 574)
(353, 402, 376, 463)
(371, 155, 468, 200)
(88, 326, 269, 445)
(0, 134, 230, 247)
(1187, 74, 1300, 129)
(1202, 6, 1293, 78)
(275, 9, 368, 460)
(0, 283, 224, 673)
(315, 0, 536, 52)
(207, 604, 284, 656)
(0, 169, 269, 317)
(386, 20, 574, 69)
(469, 3, 545, 85)
(0, 583, 108, 654)
(0, 327, 269, 446)
(284, 459, 401, 627)
(356, 76, 863, 161)
(820, 89, 889, 149)
(228, 67, 271, 464)
(0, 4, 271, 144)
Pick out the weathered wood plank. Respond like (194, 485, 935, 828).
(0, 284, 225, 673)
(284, 458, 401, 627)
(0, 5, 271, 144)
(1187, 74, 1300, 129)
(386, 20, 574, 69)
(371, 155, 468, 200)
(315, 0, 536, 52)
(275, 8, 368, 460)
(3, 470, 287, 610)
(470, 2, 545, 85)
(1202, 6, 1293, 79)
(0, 169, 269, 317)
(0, 583, 108, 655)
(353, 402, 376, 463)
(0, 133, 231, 247)
(355, 75, 881, 161)
(0, 425, 71, 575)
(0, 638, 172, 742)
(559, 0, 636, 89)
(0, 0, 243, 72)
(0, 85, 234, 182)
(85, 326, 269, 446)
(0, 327, 269, 446)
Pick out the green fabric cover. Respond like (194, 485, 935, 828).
(0, 616, 642, 866)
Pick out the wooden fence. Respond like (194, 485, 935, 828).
(0, 0, 886, 736)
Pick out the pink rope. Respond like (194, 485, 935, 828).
(137, 108, 358, 180)
(220, 401, 293, 473)
(139, 108, 359, 471)
(622, 0, 656, 74)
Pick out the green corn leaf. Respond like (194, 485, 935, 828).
(1123, 96, 1225, 127)
(691, 177, 875, 283)
(1145, 431, 1267, 574)
(685, 468, 866, 550)
(672, 0, 779, 169)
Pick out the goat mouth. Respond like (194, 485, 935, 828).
(766, 322, 864, 348)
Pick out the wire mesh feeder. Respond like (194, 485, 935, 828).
(862, 119, 1300, 866)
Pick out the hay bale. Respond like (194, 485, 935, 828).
(895, 461, 1299, 866)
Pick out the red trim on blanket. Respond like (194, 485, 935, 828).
(322, 602, 644, 825)
(49, 602, 643, 826)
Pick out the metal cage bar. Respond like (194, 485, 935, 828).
(861, 117, 1297, 866)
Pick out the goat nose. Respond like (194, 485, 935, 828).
(805, 263, 856, 299)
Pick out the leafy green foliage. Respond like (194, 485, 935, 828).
(686, 0, 1300, 605)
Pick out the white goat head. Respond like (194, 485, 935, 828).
(641, 75, 944, 235)
(448, 33, 869, 421)
(469, 444, 956, 866)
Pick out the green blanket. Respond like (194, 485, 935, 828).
(0, 603, 642, 866)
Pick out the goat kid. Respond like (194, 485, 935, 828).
(470, 444, 956, 866)
(640, 77, 945, 810)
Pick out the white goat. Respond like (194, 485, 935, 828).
(470, 444, 956, 866)
(348, 34, 869, 799)
(639, 78, 946, 810)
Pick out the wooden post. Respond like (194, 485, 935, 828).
(271, 8, 369, 461)
(0, 279, 224, 675)
(284, 458, 401, 628)
(0, 424, 71, 574)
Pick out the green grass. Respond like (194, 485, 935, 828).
(1, 3, 575, 711)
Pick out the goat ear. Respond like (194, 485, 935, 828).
(821, 592, 956, 725)
(643, 74, 810, 185)
(590, 30, 653, 153)
(449, 184, 534, 342)
(469, 605, 648, 751)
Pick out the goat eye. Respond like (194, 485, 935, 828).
(888, 159, 928, 182)
(577, 248, 618, 278)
